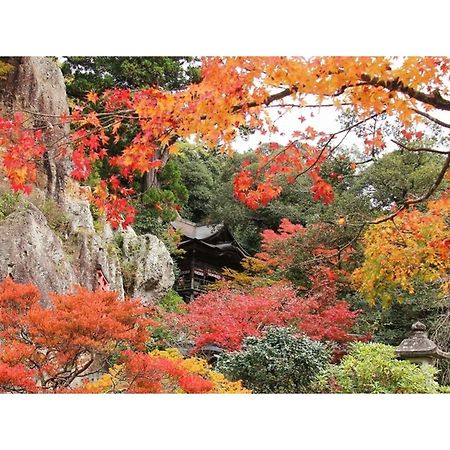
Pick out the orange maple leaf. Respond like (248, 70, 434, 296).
(86, 91, 99, 103)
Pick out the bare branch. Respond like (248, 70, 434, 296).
(368, 151, 450, 225)
(332, 111, 385, 136)
(413, 108, 450, 129)
(405, 152, 450, 206)
(266, 102, 352, 109)
(354, 158, 374, 165)
(392, 139, 450, 155)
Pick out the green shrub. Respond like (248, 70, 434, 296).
(216, 326, 330, 393)
(159, 289, 184, 313)
(314, 342, 446, 393)
(0, 192, 20, 221)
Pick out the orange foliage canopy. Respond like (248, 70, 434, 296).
(0, 277, 152, 392)
(353, 195, 450, 307)
(1, 57, 450, 226)
(0, 278, 247, 394)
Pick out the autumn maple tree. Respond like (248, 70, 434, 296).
(0, 277, 152, 392)
(353, 195, 450, 307)
(170, 280, 358, 352)
(255, 218, 355, 284)
(0, 277, 250, 393)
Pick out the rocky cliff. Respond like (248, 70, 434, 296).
(0, 57, 174, 304)
(0, 56, 71, 204)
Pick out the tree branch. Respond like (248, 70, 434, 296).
(413, 108, 450, 129)
(266, 102, 352, 109)
(368, 151, 450, 225)
(405, 152, 450, 206)
(392, 139, 450, 155)
(360, 74, 450, 111)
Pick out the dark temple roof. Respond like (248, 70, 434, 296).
(171, 218, 249, 258)
(171, 218, 224, 240)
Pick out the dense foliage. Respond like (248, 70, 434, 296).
(88, 348, 250, 394)
(216, 327, 329, 393)
(314, 342, 448, 393)
(0, 277, 151, 392)
(353, 195, 450, 307)
(172, 283, 357, 352)
(62, 57, 201, 99)
(0, 278, 245, 393)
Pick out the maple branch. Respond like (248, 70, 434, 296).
(291, 222, 365, 268)
(231, 87, 295, 113)
(370, 115, 378, 157)
(292, 113, 382, 179)
(360, 74, 450, 111)
(81, 355, 110, 379)
(390, 217, 410, 247)
(366, 206, 404, 225)
(265, 102, 353, 109)
(294, 129, 350, 181)
(332, 82, 368, 97)
(65, 355, 94, 386)
(12, 108, 136, 120)
(44, 116, 122, 161)
(335, 222, 366, 263)
(412, 108, 450, 129)
(41, 349, 95, 389)
(127, 374, 140, 393)
(354, 158, 374, 165)
(254, 112, 381, 185)
(11, 109, 70, 119)
(340, 112, 384, 134)
(391, 139, 450, 155)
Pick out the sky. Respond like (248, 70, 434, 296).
(232, 100, 350, 153)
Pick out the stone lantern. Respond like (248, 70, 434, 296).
(396, 321, 450, 366)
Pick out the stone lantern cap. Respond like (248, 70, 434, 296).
(396, 321, 450, 360)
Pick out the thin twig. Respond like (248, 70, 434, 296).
(413, 108, 450, 129)
(392, 139, 450, 155)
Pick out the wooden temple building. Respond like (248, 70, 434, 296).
(171, 218, 248, 302)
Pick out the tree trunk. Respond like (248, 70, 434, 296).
(142, 146, 170, 191)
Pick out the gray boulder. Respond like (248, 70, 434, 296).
(0, 202, 77, 306)
(0, 194, 174, 306)
(120, 227, 175, 305)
